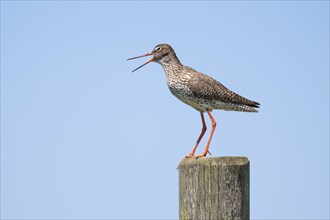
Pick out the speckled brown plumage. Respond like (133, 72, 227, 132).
(127, 43, 260, 158)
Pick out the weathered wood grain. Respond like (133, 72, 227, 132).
(178, 157, 249, 220)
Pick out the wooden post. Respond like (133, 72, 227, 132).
(178, 157, 249, 220)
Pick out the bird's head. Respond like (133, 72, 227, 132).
(127, 44, 177, 72)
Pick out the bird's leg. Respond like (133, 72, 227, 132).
(195, 111, 217, 158)
(186, 112, 207, 158)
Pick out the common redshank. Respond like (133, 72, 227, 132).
(127, 44, 259, 158)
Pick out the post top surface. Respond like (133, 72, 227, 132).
(178, 156, 249, 167)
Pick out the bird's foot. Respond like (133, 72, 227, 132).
(193, 153, 207, 158)
(185, 150, 211, 159)
(185, 153, 196, 158)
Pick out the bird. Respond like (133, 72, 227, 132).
(127, 44, 260, 158)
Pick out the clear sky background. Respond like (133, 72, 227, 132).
(1, 1, 329, 219)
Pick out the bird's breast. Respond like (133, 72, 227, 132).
(167, 84, 209, 112)
(162, 65, 209, 111)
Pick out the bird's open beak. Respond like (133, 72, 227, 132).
(127, 52, 153, 72)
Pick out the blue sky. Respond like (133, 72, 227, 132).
(1, 1, 329, 219)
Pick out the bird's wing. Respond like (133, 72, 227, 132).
(186, 67, 259, 108)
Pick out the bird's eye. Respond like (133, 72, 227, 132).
(155, 47, 162, 52)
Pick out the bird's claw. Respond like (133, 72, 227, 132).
(185, 150, 211, 159)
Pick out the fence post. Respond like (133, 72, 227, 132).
(178, 157, 250, 220)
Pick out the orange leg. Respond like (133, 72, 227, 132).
(186, 112, 207, 158)
(194, 111, 217, 158)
